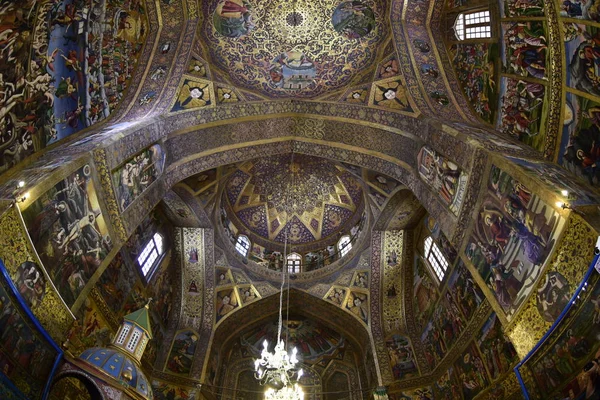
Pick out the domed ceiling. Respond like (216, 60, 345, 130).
(224, 154, 364, 248)
(200, 0, 390, 98)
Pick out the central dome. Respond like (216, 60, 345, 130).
(201, 0, 388, 98)
(224, 154, 364, 249)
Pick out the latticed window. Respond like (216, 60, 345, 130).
(338, 235, 352, 258)
(235, 235, 250, 257)
(126, 329, 141, 351)
(116, 325, 130, 345)
(454, 11, 491, 40)
(424, 236, 449, 281)
(137, 232, 164, 277)
(287, 253, 302, 274)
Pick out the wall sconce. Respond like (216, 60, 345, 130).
(556, 201, 584, 216)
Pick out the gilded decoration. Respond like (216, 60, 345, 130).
(181, 228, 205, 330)
(0, 205, 73, 341)
(383, 230, 406, 334)
(369, 76, 417, 114)
(507, 214, 597, 358)
(200, 0, 390, 98)
(92, 149, 128, 244)
(170, 77, 215, 112)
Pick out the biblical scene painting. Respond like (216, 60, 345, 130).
(431, 296, 465, 351)
(331, 1, 376, 39)
(476, 313, 519, 381)
(421, 320, 446, 370)
(523, 274, 600, 398)
(165, 330, 199, 376)
(450, 43, 498, 124)
(559, 92, 600, 188)
(66, 297, 113, 355)
(565, 24, 600, 97)
(212, 0, 255, 39)
(215, 288, 239, 323)
(112, 144, 165, 211)
(508, 156, 600, 205)
(499, 0, 544, 17)
(240, 318, 345, 364)
(496, 77, 548, 152)
(434, 367, 463, 399)
(413, 256, 439, 330)
(417, 146, 468, 216)
(96, 251, 138, 313)
(12, 261, 46, 309)
(49, 377, 92, 400)
(0, 276, 59, 399)
(501, 22, 547, 80)
(148, 254, 174, 328)
(453, 342, 490, 400)
(536, 271, 572, 323)
(346, 290, 369, 324)
(22, 165, 112, 307)
(0, 0, 147, 174)
(268, 51, 317, 90)
(152, 380, 199, 400)
(385, 334, 418, 380)
(560, 3, 600, 21)
(446, 260, 485, 323)
(465, 165, 564, 320)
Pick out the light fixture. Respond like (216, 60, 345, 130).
(254, 153, 304, 399)
(556, 201, 585, 215)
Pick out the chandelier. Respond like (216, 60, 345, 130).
(254, 153, 304, 400)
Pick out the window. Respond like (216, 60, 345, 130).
(137, 232, 164, 278)
(338, 235, 352, 258)
(116, 324, 130, 345)
(454, 11, 491, 40)
(126, 329, 141, 351)
(235, 235, 250, 257)
(136, 337, 148, 357)
(424, 236, 449, 281)
(287, 253, 302, 274)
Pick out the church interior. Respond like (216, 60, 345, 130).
(1, 0, 600, 399)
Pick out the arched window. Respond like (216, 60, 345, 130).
(454, 11, 491, 40)
(424, 236, 449, 281)
(287, 253, 302, 274)
(338, 235, 352, 258)
(137, 232, 164, 278)
(235, 235, 250, 257)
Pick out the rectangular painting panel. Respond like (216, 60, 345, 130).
(96, 251, 138, 313)
(559, 91, 600, 189)
(496, 77, 548, 152)
(165, 330, 199, 376)
(385, 334, 419, 381)
(446, 260, 485, 323)
(499, 0, 544, 17)
(152, 380, 199, 400)
(501, 22, 548, 79)
(21, 165, 112, 307)
(413, 256, 439, 330)
(476, 313, 519, 381)
(465, 165, 564, 320)
(453, 342, 490, 400)
(565, 23, 600, 96)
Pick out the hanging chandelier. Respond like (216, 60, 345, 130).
(254, 153, 304, 400)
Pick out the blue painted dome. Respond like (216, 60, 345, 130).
(79, 347, 152, 400)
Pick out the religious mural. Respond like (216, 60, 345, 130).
(112, 144, 165, 212)
(152, 380, 199, 400)
(496, 77, 548, 152)
(476, 313, 518, 381)
(385, 334, 418, 380)
(560, 2, 600, 21)
(268, 51, 317, 90)
(390, 387, 434, 399)
(413, 256, 439, 330)
(522, 274, 600, 399)
(565, 24, 600, 97)
(49, 377, 92, 400)
(147, 251, 174, 328)
(22, 165, 111, 307)
(465, 165, 564, 320)
(417, 146, 468, 216)
(432, 296, 465, 351)
(95, 251, 138, 313)
(536, 271, 572, 323)
(331, 1, 376, 39)
(346, 290, 368, 324)
(500, 0, 544, 17)
(212, 0, 255, 39)
(0, 0, 147, 173)
(64, 297, 112, 356)
(13, 261, 46, 309)
(560, 91, 600, 188)
(447, 260, 485, 323)
(240, 318, 345, 364)
(501, 22, 547, 80)
(370, 78, 414, 112)
(450, 43, 498, 124)
(453, 342, 490, 400)
(165, 330, 199, 376)
(0, 273, 59, 399)
(215, 288, 238, 323)
(421, 321, 445, 370)
(434, 367, 463, 399)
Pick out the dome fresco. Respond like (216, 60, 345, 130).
(201, 0, 388, 97)
(224, 154, 364, 248)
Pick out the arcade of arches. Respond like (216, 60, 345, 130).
(1, 0, 600, 399)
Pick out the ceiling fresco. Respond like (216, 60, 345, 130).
(224, 154, 365, 247)
(199, 0, 390, 98)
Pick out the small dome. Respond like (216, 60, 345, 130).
(79, 347, 152, 400)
